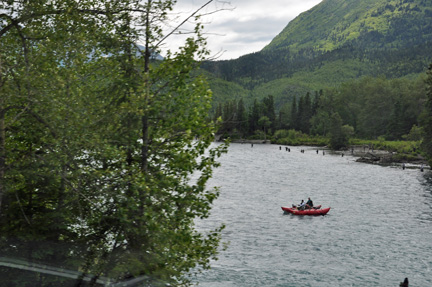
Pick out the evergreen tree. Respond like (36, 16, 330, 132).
(249, 99, 261, 135)
(387, 100, 405, 140)
(422, 64, 432, 166)
(258, 116, 271, 140)
(297, 96, 305, 132)
(236, 98, 248, 136)
(222, 100, 236, 134)
(329, 112, 349, 150)
(278, 103, 291, 130)
(300, 92, 312, 134)
(262, 95, 276, 133)
(312, 90, 321, 116)
(290, 96, 298, 130)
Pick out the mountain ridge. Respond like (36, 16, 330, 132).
(202, 0, 432, 109)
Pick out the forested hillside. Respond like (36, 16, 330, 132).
(202, 0, 432, 154)
(202, 0, 432, 110)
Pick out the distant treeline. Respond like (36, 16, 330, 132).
(213, 75, 427, 149)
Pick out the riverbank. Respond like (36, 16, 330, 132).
(230, 139, 272, 145)
(228, 139, 430, 170)
(336, 145, 429, 169)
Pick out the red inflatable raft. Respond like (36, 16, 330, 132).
(281, 205, 330, 216)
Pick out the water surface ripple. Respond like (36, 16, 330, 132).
(193, 143, 432, 286)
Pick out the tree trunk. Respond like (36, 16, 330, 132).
(141, 0, 152, 173)
(0, 104, 5, 213)
(0, 56, 5, 213)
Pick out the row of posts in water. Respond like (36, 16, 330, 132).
(248, 143, 425, 172)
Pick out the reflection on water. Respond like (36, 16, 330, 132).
(193, 143, 432, 287)
(419, 172, 432, 222)
(421, 172, 432, 190)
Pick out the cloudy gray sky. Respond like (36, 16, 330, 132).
(164, 0, 323, 60)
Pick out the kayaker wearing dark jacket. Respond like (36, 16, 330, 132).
(306, 197, 313, 209)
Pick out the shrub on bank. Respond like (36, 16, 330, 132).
(350, 139, 421, 155)
(273, 130, 328, 146)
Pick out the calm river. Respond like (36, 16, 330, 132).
(192, 143, 432, 287)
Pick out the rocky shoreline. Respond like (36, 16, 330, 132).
(341, 145, 428, 168)
(228, 140, 430, 170)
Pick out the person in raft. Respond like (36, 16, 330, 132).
(306, 197, 313, 209)
(298, 200, 306, 210)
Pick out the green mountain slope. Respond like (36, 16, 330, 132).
(202, 0, 432, 110)
(265, 0, 432, 53)
(264, 0, 378, 53)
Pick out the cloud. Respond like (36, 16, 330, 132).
(162, 0, 323, 60)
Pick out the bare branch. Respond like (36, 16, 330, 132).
(156, 0, 214, 47)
